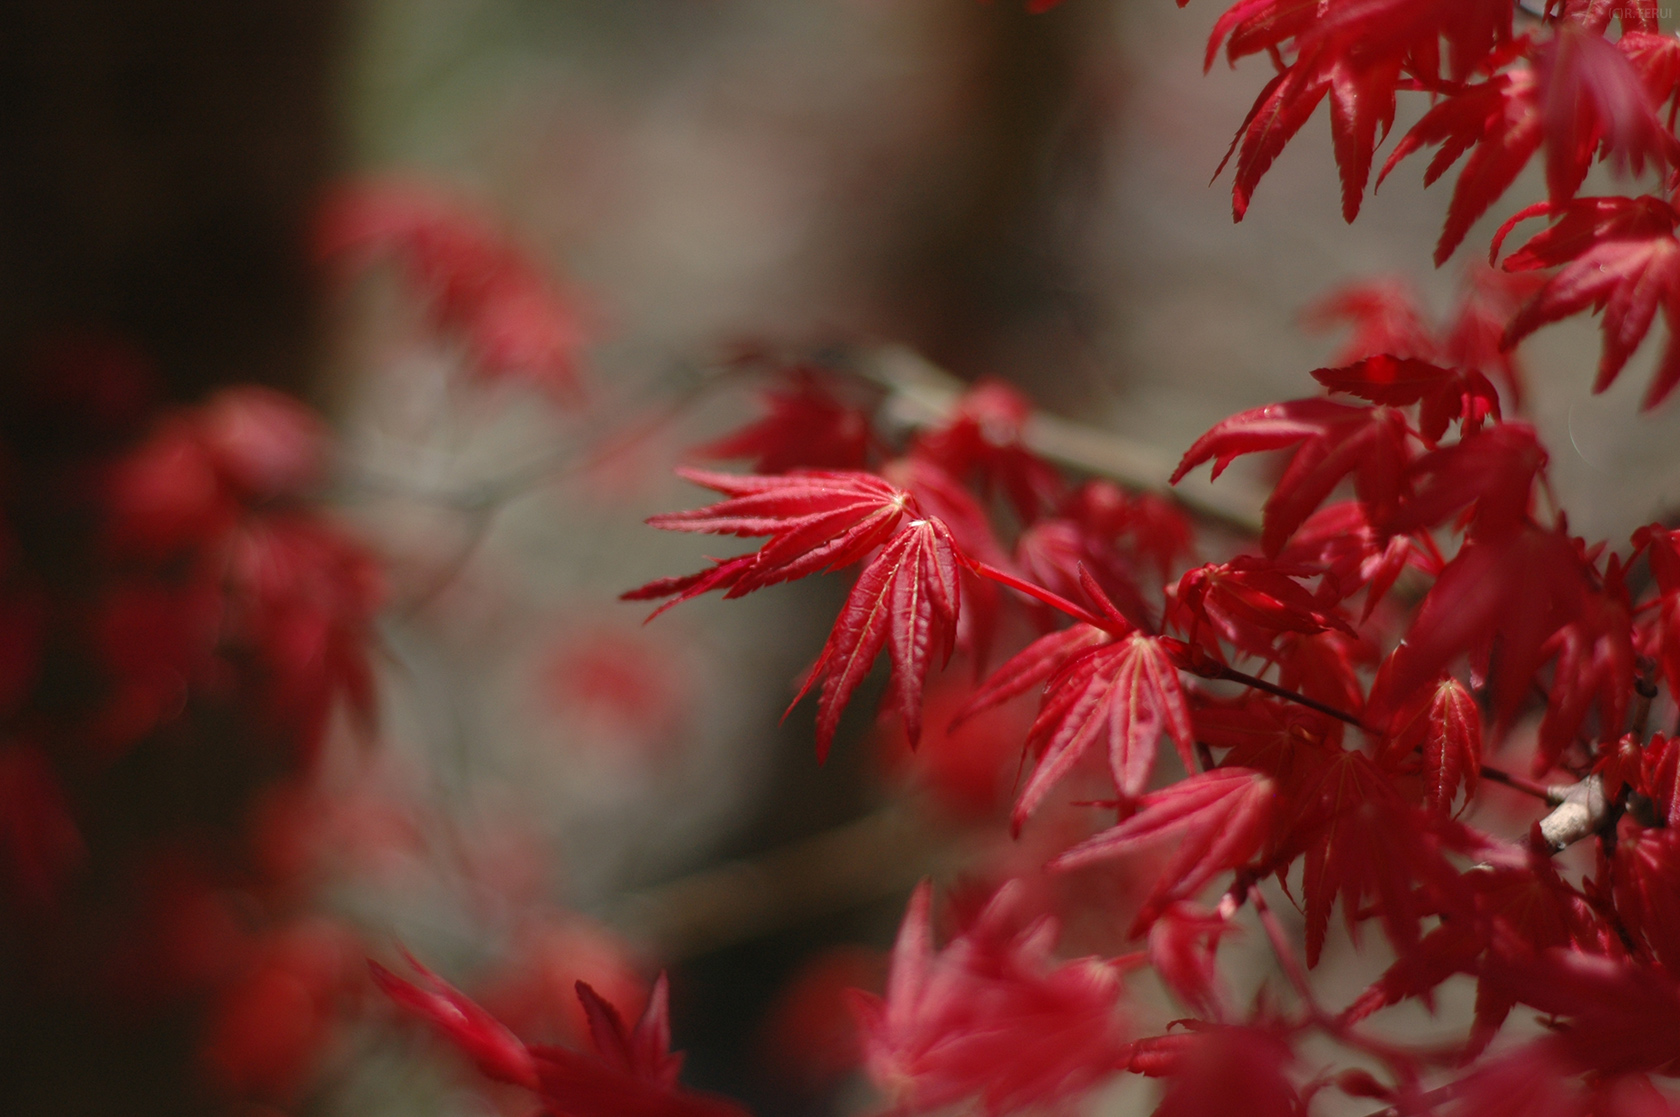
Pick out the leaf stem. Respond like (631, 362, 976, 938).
(967, 560, 1114, 631)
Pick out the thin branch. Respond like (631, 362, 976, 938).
(1536, 774, 1609, 853)
(1477, 764, 1553, 802)
(597, 800, 966, 961)
(335, 355, 738, 514)
(1632, 669, 1658, 741)
(1192, 660, 1369, 730)
(393, 506, 498, 619)
(344, 360, 745, 615)
(846, 345, 1266, 534)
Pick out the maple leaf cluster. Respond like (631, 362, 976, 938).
(370, 955, 748, 1117)
(610, 43, 1680, 1089)
(28, 0, 1680, 1112)
(1198, 0, 1680, 409)
(612, 331, 1677, 1110)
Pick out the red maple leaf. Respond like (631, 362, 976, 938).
(1170, 557, 1351, 662)
(1193, 694, 1345, 786)
(1441, 264, 1549, 405)
(1277, 500, 1436, 618)
(1378, 71, 1543, 266)
(226, 513, 384, 761)
(1218, 55, 1334, 222)
(850, 880, 1129, 1117)
(693, 370, 873, 475)
(1534, 559, 1634, 771)
(630, 470, 967, 755)
(1428, 1042, 1587, 1117)
(1049, 479, 1196, 584)
(1327, 56, 1404, 223)
(475, 919, 649, 1053)
(1053, 767, 1276, 935)
(1620, 30, 1680, 130)
(1634, 525, 1680, 700)
(1638, 733, 1680, 829)
(625, 468, 916, 611)
(1477, 950, 1680, 1079)
(1385, 420, 1548, 539)
(952, 622, 1110, 727)
(883, 456, 1007, 567)
(1384, 676, 1484, 815)
(1346, 854, 1603, 1049)
(1366, 524, 1588, 734)
(1172, 399, 1411, 556)
(1204, 0, 1515, 221)
(1148, 902, 1236, 1020)
(1594, 731, 1647, 805)
(1613, 826, 1680, 974)
(1304, 269, 1543, 404)
(1281, 751, 1478, 966)
(1118, 490, 1198, 582)
(909, 381, 1063, 523)
(1010, 629, 1196, 830)
(373, 956, 748, 1117)
(883, 456, 1007, 664)
(1493, 193, 1678, 268)
(1151, 1026, 1301, 1117)
(554, 981, 748, 1116)
(1274, 628, 1373, 719)
(1301, 276, 1437, 364)
(1311, 0, 1514, 85)
(1014, 517, 1156, 632)
(534, 976, 750, 1117)
(1572, 0, 1661, 36)
(1537, 24, 1679, 208)
(1498, 194, 1680, 407)
(1202, 0, 1319, 72)
(369, 953, 540, 1091)
(1311, 353, 1500, 445)
(790, 517, 962, 758)
(1217, 44, 1400, 223)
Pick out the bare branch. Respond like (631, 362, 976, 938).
(848, 345, 1266, 534)
(598, 800, 970, 962)
(1537, 775, 1608, 853)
